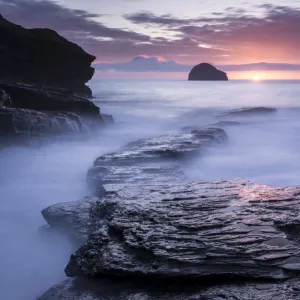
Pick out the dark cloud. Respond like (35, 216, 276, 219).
(0, 0, 150, 57)
(2, 1, 300, 65)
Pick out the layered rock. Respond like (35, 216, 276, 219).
(87, 128, 227, 195)
(43, 127, 228, 240)
(56, 180, 300, 280)
(0, 84, 111, 145)
(39, 126, 300, 299)
(0, 16, 112, 144)
(0, 14, 95, 97)
(188, 63, 228, 81)
(37, 278, 300, 300)
(0, 81, 99, 116)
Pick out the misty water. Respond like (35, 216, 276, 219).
(2, 79, 300, 299)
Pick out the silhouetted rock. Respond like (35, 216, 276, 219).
(188, 63, 228, 81)
(217, 107, 277, 119)
(0, 16, 114, 144)
(0, 14, 95, 97)
(37, 278, 300, 300)
(0, 81, 99, 116)
(0, 82, 113, 144)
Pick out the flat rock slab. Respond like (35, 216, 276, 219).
(44, 179, 300, 280)
(37, 277, 300, 300)
(87, 128, 227, 194)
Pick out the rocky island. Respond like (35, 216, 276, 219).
(188, 63, 228, 81)
(0, 14, 111, 146)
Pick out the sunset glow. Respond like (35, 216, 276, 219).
(2, 0, 300, 79)
(252, 76, 261, 81)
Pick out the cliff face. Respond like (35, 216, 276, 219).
(0, 14, 95, 97)
(188, 63, 228, 81)
(0, 15, 113, 145)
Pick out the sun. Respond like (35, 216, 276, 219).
(252, 76, 261, 82)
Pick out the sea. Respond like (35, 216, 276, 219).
(1, 79, 300, 299)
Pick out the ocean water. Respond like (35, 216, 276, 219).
(1, 79, 300, 299)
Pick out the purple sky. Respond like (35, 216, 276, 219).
(2, 0, 300, 77)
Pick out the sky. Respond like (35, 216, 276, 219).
(2, 0, 300, 79)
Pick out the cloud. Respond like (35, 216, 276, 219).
(96, 57, 300, 73)
(95, 55, 191, 72)
(0, 0, 150, 59)
(125, 5, 300, 64)
(2, 1, 300, 65)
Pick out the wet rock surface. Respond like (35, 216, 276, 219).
(39, 123, 300, 299)
(61, 180, 300, 280)
(87, 128, 227, 194)
(188, 63, 228, 81)
(43, 128, 227, 239)
(37, 278, 300, 300)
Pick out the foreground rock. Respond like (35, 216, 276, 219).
(42, 179, 300, 281)
(40, 127, 300, 299)
(62, 180, 300, 280)
(188, 63, 228, 81)
(37, 277, 300, 300)
(0, 14, 95, 97)
(43, 127, 227, 241)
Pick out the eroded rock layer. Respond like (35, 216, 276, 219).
(37, 278, 300, 300)
(56, 180, 300, 280)
(87, 127, 227, 194)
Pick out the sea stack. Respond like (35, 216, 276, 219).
(188, 63, 228, 81)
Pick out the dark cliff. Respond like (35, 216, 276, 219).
(188, 63, 228, 81)
(0, 14, 96, 97)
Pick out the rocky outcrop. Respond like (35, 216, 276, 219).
(217, 107, 277, 119)
(188, 63, 228, 81)
(55, 180, 300, 280)
(0, 14, 95, 97)
(37, 278, 300, 300)
(0, 81, 99, 116)
(0, 17, 113, 144)
(43, 127, 227, 240)
(39, 125, 300, 299)
(87, 127, 227, 195)
(0, 84, 111, 145)
(40, 179, 300, 298)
